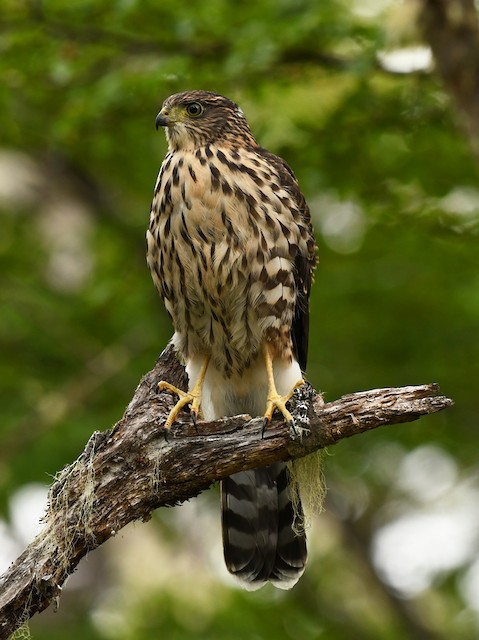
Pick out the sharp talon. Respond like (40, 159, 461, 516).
(261, 345, 305, 432)
(191, 410, 199, 432)
(158, 355, 209, 432)
(288, 419, 299, 436)
(162, 428, 169, 443)
(261, 416, 269, 439)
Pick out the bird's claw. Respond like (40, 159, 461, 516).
(261, 378, 304, 437)
(158, 381, 201, 429)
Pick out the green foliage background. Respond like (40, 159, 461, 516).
(1, 1, 479, 638)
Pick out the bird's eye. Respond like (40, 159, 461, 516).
(186, 102, 204, 117)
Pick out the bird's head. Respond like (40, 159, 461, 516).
(156, 90, 256, 151)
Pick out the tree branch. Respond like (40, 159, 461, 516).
(0, 344, 453, 638)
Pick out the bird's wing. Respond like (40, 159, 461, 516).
(256, 148, 317, 371)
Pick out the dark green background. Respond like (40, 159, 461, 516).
(1, 1, 478, 638)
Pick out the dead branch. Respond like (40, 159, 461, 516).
(0, 344, 453, 639)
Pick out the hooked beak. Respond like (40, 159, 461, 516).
(155, 109, 170, 130)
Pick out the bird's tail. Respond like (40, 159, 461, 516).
(221, 462, 307, 590)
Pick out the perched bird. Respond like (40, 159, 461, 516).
(147, 90, 317, 589)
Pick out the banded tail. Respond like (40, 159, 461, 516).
(221, 462, 307, 590)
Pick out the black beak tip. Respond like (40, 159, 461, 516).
(155, 113, 168, 130)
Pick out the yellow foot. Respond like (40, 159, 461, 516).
(261, 343, 305, 436)
(158, 381, 202, 429)
(158, 354, 209, 429)
(263, 378, 305, 429)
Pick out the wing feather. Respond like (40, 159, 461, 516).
(256, 147, 317, 371)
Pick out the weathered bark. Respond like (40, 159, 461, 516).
(0, 344, 453, 639)
(419, 0, 479, 159)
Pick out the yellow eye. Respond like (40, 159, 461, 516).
(185, 102, 204, 117)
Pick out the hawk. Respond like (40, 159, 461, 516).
(147, 90, 317, 589)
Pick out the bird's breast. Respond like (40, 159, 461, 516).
(147, 146, 304, 376)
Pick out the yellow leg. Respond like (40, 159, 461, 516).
(262, 343, 304, 429)
(158, 355, 209, 429)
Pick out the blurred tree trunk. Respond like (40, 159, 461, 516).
(419, 0, 479, 159)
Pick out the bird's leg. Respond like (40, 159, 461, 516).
(158, 355, 210, 429)
(262, 343, 304, 433)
